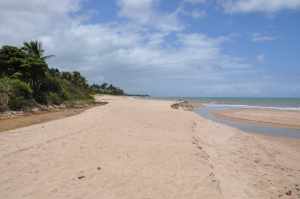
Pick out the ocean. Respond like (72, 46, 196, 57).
(175, 97, 300, 110)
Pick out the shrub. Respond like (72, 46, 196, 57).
(8, 96, 34, 110)
(46, 92, 64, 105)
(34, 73, 63, 104)
(0, 78, 10, 111)
(0, 77, 34, 110)
(0, 92, 9, 111)
(9, 78, 33, 99)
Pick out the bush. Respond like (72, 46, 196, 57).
(59, 79, 93, 101)
(46, 92, 64, 105)
(0, 79, 9, 111)
(9, 78, 33, 99)
(0, 42, 106, 112)
(0, 92, 9, 111)
(0, 77, 34, 110)
(32, 74, 92, 105)
(34, 73, 63, 104)
(8, 96, 34, 110)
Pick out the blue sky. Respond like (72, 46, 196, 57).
(0, 0, 300, 97)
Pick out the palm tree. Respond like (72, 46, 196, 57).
(22, 40, 54, 60)
(100, 83, 108, 89)
(72, 71, 88, 88)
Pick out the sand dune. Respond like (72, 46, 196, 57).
(0, 96, 299, 199)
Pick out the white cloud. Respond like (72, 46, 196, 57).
(117, 0, 154, 23)
(175, 0, 207, 19)
(0, 0, 80, 14)
(0, 0, 82, 46)
(0, 0, 272, 96)
(221, 0, 300, 13)
(117, 0, 183, 32)
(252, 33, 276, 42)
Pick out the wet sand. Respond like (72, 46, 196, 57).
(214, 108, 300, 129)
(0, 102, 108, 133)
(0, 96, 299, 199)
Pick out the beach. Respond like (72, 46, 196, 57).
(0, 96, 299, 199)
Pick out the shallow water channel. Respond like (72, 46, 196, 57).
(195, 105, 300, 139)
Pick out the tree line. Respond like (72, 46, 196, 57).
(0, 41, 124, 111)
(90, 83, 124, 96)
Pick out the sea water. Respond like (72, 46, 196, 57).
(179, 97, 300, 110)
(194, 104, 300, 139)
(152, 97, 300, 138)
(192, 98, 300, 139)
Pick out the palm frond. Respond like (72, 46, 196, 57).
(42, 55, 55, 60)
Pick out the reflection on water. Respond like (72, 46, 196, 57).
(195, 105, 300, 139)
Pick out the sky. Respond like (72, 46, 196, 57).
(0, 0, 300, 97)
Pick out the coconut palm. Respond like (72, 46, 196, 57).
(22, 40, 54, 60)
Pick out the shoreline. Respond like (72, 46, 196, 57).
(213, 108, 300, 130)
(171, 100, 203, 111)
(175, 99, 300, 131)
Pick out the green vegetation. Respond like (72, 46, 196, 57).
(90, 83, 124, 96)
(0, 41, 124, 111)
(0, 78, 34, 111)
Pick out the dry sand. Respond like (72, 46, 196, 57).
(0, 96, 299, 199)
(214, 108, 300, 129)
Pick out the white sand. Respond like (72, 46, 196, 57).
(0, 96, 299, 199)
